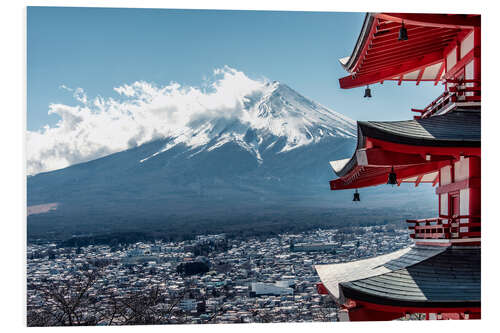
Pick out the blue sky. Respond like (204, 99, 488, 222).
(27, 7, 444, 131)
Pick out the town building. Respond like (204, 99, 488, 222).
(179, 298, 198, 312)
(292, 242, 338, 252)
(250, 282, 294, 297)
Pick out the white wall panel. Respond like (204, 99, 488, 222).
(440, 166, 452, 185)
(460, 188, 470, 224)
(465, 60, 475, 96)
(440, 194, 448, 216)
(454, 157, 470, 182)
(446, 47, 457, 71)
(461, 32, 474, 58)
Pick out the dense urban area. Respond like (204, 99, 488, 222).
(27, 225, 413, 326)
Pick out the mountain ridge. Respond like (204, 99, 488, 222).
(132, 81, 356, 167)
(27, 81, 435, 240)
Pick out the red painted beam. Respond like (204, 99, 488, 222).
(329, 135, 481, 190)
(434, 62, 446, 85)
(358, 62, 433, 79)
(365, 42, 448, 64)
(435, 177, 481, 194)
(339, 51, 443, 88)
(473, 27, 481, 87)
(370, 29, 458, 51)
(362, 43, 450, 67)
(347, 306, 404, 321)
(357, 51, 445, 75)
(372, 26, 400, 38)
(361, 52, 447, 76)
(416, 68, 425, 85)
(370, 25, 429, 42)
(368, 33, 457, 56)
(415, 175, 423, 187)
(330, 161, 447, 190)
(432, 174, 440, 187)
(370, 26, 439, 45)
(443, 47, 476, 80)
(349, 18, 381, 73)
(375, 13, 480, 29)
(357, 50, 445, 75)
(375, 21, 405, 31)
(385, 78, 440, 82)
(370, 39, 454, 57)
(366, 137, 481, 157)
(357, 61, 428, 77)
(351, 299, 480, 316)
(370, 28, 458, 48)
(360, 148, 451, 166)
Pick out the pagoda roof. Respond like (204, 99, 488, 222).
(359, 110, 480, 147)
(329, 110, 480, 190)
(315, 246, 480, 309)
(339, 13, 479, 89)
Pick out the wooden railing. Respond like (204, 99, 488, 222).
(412, 79, 481, 119)
(407, 215, 481, 240)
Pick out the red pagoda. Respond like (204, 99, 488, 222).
(315, 13, 480, 321)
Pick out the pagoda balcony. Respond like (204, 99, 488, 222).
(411, 79, 481, 119)
(407, 215, 481, 240)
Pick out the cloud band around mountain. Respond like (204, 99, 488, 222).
(27, 66, 267, 175)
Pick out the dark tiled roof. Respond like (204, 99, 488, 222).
(359, 110, 481, 147)
(382, 245, 449, 271)
(315, 246, 445, 299)
(340, 247, 480, 308)
(330, 110, 480, 177)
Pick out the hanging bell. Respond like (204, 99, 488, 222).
(387, 166, 397, 185)
(353, 189, 360, 202)
(364, 85, 372, 98)
(398, 22, 408, 41)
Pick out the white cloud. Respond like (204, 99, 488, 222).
(73, 87, 88, 104)
(27, 66, 268, 175)
(59, 84, 73, 92)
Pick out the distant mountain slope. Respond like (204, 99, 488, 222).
(27, 82, 434, 239)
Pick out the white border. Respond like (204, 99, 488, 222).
(2, 1, 499, 333)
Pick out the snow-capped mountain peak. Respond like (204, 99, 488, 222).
(139, 81, 356, 164)
(28, 80, 363, 229)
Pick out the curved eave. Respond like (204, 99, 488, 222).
(339, 13, 375, 72)
(316, 246, 480, 310)
(340, 284, 481, 309)
(338, 13, 479, 89)
(315, 246, 416, 299)
(338, 247, 480, 309)
(329, 111, 480, 190)
(358, 110, 481, 148)
(331, 124, 367, 177)
(330, 162, 445, 190)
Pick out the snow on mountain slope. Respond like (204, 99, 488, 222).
(138, 81, 356, 165)
(27, 76, 438, 238)
(27, 67, 357, 175)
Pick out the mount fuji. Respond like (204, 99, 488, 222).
(27, 81, 433, 240)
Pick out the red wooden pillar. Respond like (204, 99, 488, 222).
(473, 26, 481, 95)
(469, 156, 481, 225)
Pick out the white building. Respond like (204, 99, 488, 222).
(250, 282, 293, 296)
